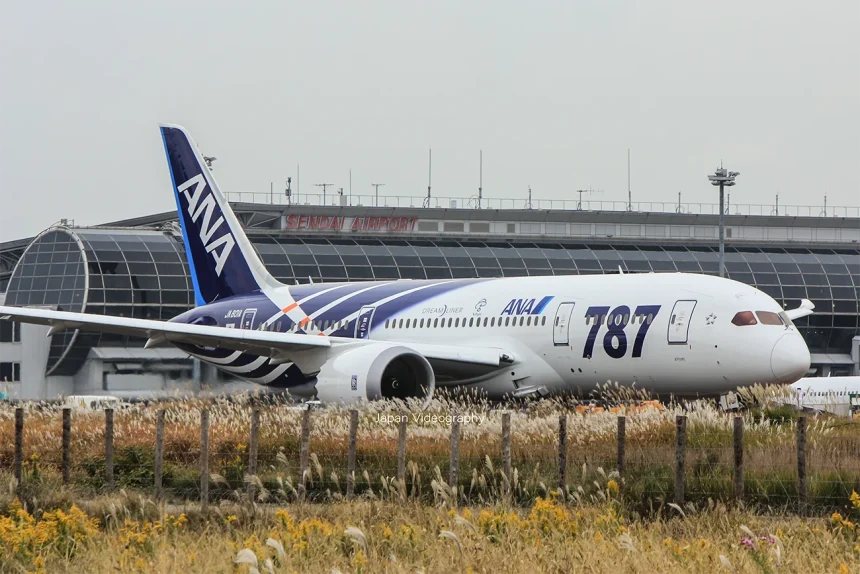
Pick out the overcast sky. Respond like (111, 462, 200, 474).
(1, 0, 858, 242)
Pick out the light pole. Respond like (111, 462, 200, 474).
(707, 166, 740, 278)
(371, 183, 384, 207)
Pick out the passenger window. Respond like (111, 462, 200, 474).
(398, 319, 403, 329)
(469, 318, 474, 327)
(542, 316, 547, 326)
(505, 317, 510, 327)
(385, 319, 390, 328)
(527, 316, 532, 327)
(484, 317, 489, 327)
(519, 317, 524, 326)
(731, 311, 757, 326)
(434, 318, 438, 328)
(420, 318, 425, 328)
(491, 317, 495, 327)
(646, 313, 653, 324)
(756, 311, 784, 325)
(455, 318, 460, 328)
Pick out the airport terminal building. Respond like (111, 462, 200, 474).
(1, 194, 858, 400)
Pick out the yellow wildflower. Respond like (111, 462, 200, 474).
(607, 479, 619, 495)
(351, 550, 368, 570)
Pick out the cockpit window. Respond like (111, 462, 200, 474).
(778, 311, 794, 327)
(731, 311, 757, 326)
(756, 311, 784, 325)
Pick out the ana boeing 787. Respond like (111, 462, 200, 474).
(0, 125, 814, 405)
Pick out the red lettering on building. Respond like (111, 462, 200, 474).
(285, 215, 420, 232)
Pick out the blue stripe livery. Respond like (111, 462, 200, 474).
(160, 125, 261, 305)
(500, 296, 554, 316)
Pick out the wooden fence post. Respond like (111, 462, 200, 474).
(154, 410, 165, 500)
(558, 414, 568, 492)
(346, 410, 358, 499)
(247, 408, 260, 501)
(298, 407, 311, 502)
(62, 408, 71, 487)
(200, 409, 210, 513)
(617, 416, 626, 476)
(674, 415, 686, 507)
(502, 412, 512, 486)
(13, 407, 23, 488)
(105, 408, 114, 491)
(797, 416, 807, 515)
(733, 416, 744, 503)
(449, 413, 461, 498)
(397, 413, 407, 489)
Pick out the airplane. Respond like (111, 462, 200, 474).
(789, 376, 860, 418)
(0, 124, 815, 406)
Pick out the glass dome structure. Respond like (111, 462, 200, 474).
(4, 227, 192, 375)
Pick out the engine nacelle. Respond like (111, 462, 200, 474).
(312, 343, 435, 407)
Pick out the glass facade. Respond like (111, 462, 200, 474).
(4, 230, 859, 375)
(4, 228, 192, 375)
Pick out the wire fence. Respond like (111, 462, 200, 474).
(2, 404, 859, 516)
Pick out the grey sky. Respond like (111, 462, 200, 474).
(1, 0, 858, 242)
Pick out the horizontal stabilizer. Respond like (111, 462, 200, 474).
(785, 298, 815, 321)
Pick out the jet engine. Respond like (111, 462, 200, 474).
(310, 343, 435, 407)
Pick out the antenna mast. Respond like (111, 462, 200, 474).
(371, 183, 385, 207)
(477, 150, 483, 209)
(627, 148, 632, 211)
(424, 148, 432, 208)
(315, 183, 333, 205)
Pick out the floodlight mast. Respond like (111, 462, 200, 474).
(707, 167, 740, 278)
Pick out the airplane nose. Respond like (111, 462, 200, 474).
(770, 334, 811, 383)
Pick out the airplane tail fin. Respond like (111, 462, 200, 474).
(159, 124, 280, 306)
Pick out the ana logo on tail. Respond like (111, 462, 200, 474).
(177, 174, 235, 276)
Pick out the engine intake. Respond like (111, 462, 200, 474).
(313, 343, 435, 407)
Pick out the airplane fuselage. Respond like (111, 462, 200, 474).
(172, 271, 811, 399)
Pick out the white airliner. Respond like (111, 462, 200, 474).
(0, 124, 815, 405)
(789, 376, 860, 417)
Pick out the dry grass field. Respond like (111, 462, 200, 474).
(1, 489, 858, 573)
(1, 385, 859, 572)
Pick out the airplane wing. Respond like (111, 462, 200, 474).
(784, 298, 815, 321)
(0, 305, 512, 369)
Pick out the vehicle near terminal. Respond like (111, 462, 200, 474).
(63, 394, 130, 411)
(0, 125, 815, 405)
